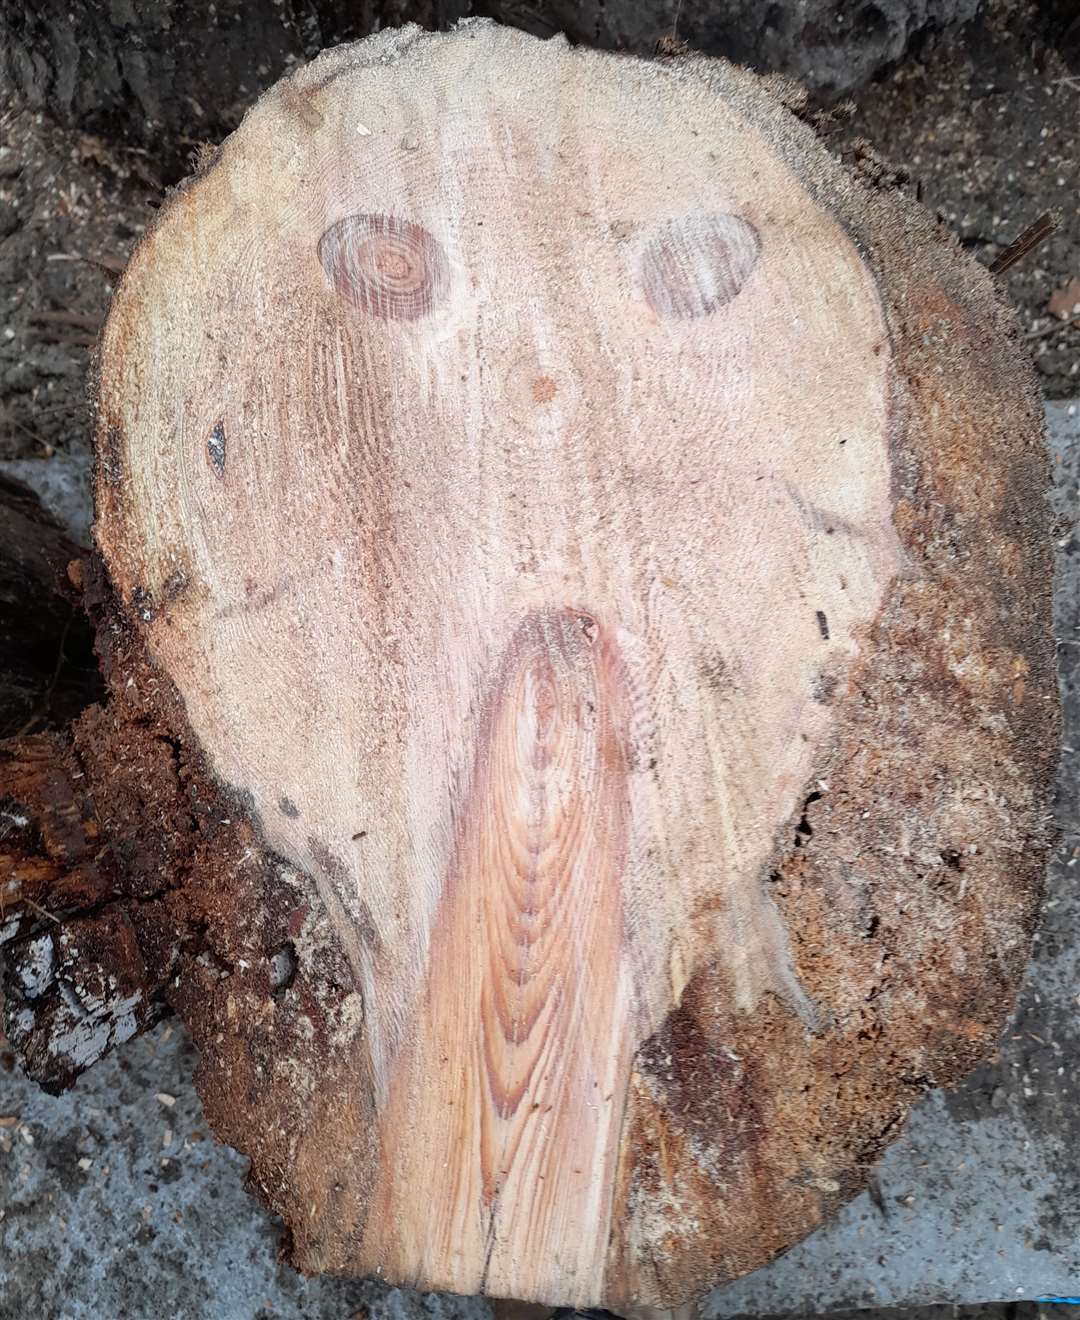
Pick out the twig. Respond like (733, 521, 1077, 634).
(1025, 318, 1080, 341)
(29, 328, 97, 347)
(989, 212, 1056, 276)
(45, 251, 127, 277)
(25, 401, 85, 418)
(29, 310, 101, 330)
(671, 0, 684, 40)
(20, 897, 61, 925)
(1, 415, 51, 448)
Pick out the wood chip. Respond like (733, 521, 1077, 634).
(988, 212, 1056, 275)
(1048, 277, 1080, 321)
(0, 1116, 18, 1127)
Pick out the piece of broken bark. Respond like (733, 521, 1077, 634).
(0, 475, 101, 739)
(0, 21, 1058, 1311)
(1048, 276, 1080, 322)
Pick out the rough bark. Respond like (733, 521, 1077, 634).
(520, 0, 982, 93)
(0, 22, 1058, 1310)
(0, 0, 981, 154)
(0, 0, 460, 155)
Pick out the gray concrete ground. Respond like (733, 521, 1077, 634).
(1, 402, 1078, 1317)
(0, 1025, 489, 1320)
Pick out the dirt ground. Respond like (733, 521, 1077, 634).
(835, 0, 1080, 397)
(1, 0, 1078, 466)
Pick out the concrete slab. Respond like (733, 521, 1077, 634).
(0, 1027, 489, 1320)
(1, 402, 1077, 1317)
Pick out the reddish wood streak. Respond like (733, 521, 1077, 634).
(318, 213, 448, 320)
(367, 608, 635, 1279)
(639, 212, 761, 319)
(465, 608, 631, 1194)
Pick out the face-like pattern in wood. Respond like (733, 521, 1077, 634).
(97, 29, 900, 1304)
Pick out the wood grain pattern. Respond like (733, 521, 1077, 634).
(84, 21, 1056, 1309)
(368, 609, 633, 1296)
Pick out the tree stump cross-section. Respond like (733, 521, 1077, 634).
(1, 20, 1056, 1311)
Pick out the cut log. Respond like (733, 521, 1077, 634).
(1, 21, 1057, 1310)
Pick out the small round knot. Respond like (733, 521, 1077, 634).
(318, 214, 448, 321)
(638, 211, 761, 320)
